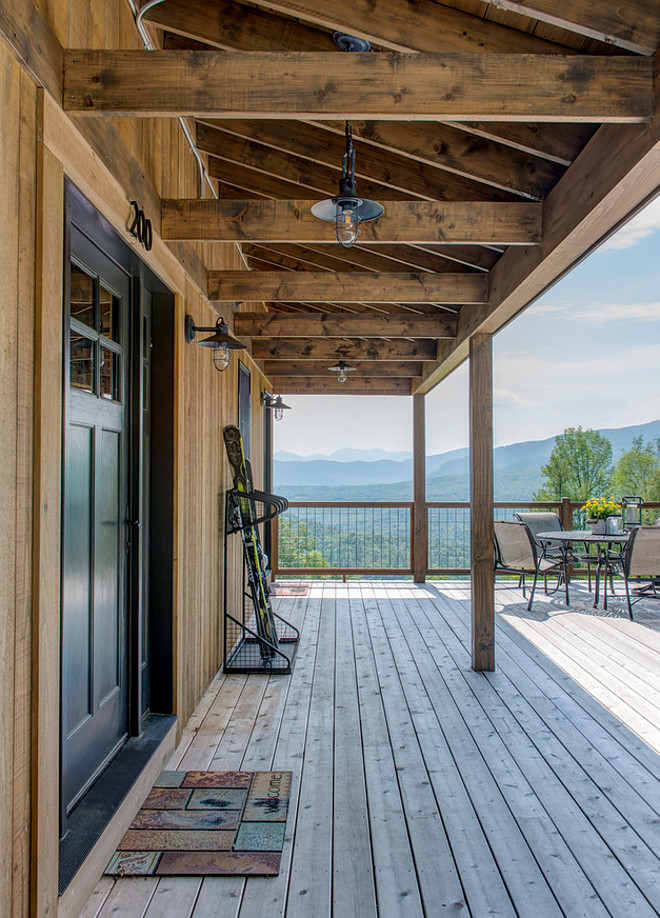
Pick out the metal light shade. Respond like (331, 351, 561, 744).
(196, 318, 246, 350)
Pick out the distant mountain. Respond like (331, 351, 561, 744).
(275, 447, 412, 463)
(274, 419, 660, 501)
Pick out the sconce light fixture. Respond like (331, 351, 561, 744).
(261, 392, 291, 421)
(328, 360, 357, 384)
(184, 314, 246, 371)
(311, 122, 384, 247)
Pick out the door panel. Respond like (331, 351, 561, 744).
(61, 229, 130, 816)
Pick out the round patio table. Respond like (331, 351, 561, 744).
(536, 530, 629, 609)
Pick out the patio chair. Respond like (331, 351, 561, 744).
(619, 526, 660, 620)
(494, 520, 569, 612)
(515, 510, 599, 590)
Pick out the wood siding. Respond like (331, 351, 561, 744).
(0, 2, 269, 912)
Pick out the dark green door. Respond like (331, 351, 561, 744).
(61, 226, 130, 816)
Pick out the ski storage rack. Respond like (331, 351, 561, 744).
(222, 426, 299, 674)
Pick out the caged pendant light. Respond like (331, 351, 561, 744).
(328, 360, 357, 384)
(311, 122, 384, 247)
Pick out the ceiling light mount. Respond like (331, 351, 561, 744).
(332, 32, 372, 53)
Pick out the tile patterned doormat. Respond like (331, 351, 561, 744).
(105, 770, 291, 877)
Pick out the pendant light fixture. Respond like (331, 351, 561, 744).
(184, 314, 246, 371)
(328, 360, 357, 384)
(311, 122, 384, 247)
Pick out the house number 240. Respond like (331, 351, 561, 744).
(129, 201, 153, 251)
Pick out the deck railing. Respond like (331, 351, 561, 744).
(271, 499, 660, 579)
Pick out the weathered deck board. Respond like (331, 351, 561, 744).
(82, 582, 660, 918)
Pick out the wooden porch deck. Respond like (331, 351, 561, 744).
(79, 581, 660, 918)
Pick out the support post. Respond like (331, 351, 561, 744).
(413, 393, 427, 583)
(469, 334, 495, 671)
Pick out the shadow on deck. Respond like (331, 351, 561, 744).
(79, 581, 660, 918)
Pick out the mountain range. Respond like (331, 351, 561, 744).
(274, 419, 660, 501)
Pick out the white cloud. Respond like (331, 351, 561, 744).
(602, 196, 660, 251)
(531, 299, 660, 324)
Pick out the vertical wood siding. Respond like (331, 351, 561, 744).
(0, 2, 269, 913)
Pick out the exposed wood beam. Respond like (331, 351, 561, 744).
(235, 312, 456, 338)
(415, 47, 660, 394)
(262, 360, 423, 377)
(268, 376, 413, 395)
(251, 337, 438, 360)
(161, 200, 542, 245)
(307, 119, 563, 200)
(199, 120, 520, 201)
(209, 271, 488, 303)
(143, 0, 337, 52)
(480, 0, 660, 56)
(64, 51, 652, 123)
(244, 0, 567, 54)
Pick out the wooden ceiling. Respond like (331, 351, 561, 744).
(64, 0, 660, 395)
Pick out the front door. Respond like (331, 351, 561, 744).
(61, 225, 130, 817)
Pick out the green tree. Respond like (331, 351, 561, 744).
(278, 516, 328, 568)
(611, 436, 660, 498)
(534, 426, 613, 501)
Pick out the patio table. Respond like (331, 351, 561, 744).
(536, 530, 630, 610)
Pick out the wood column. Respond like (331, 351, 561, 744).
(413, 393, 427, 583)
(469, 333, 495, 671)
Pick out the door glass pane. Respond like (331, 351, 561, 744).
(100, 348, 120, 401)
(70, 332, 95, 392)
(70, 264, 95, 327)
(100, 283, 120, 342)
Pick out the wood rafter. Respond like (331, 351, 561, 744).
(251, 338, 438, 361)
(262, 360, 424, 377)
(415, 53, 660, 393)
(161, 199, 542, 245)
(235, 311, 457, 338)
(142, 0, 338, 52)
(479, 0, 660, 56)
(208, 270, 488, 303)
(197, 121, 516, 202)
(267, 376, 413, 395)
(63, 51, 652, 122)
(242, 0, 569, 55)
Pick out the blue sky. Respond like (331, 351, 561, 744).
(274, 200, 660, 457)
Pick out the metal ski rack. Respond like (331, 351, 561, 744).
(222, 444, 299, 674)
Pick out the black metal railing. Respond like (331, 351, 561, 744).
(272, 499, 660, 579)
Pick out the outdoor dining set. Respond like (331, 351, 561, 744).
(494, 498, 660, 618)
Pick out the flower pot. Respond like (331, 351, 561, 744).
(589, 520, 607, 535)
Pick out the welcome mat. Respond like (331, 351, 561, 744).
(270, 584, 309, 597)
(105, 770, 291, 877)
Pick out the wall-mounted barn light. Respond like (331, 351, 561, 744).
(261, 392, 291, 421)
(328, 360, 357, 384)
(184, 314, 246, 371)
(311, 121, 384, 248)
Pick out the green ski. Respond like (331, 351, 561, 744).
(223, 425, 279, 657)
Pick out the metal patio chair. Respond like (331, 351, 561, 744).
(619, 526, 660, 620)
(494, 520, 569, 612)
(515, 510, 599, 590)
